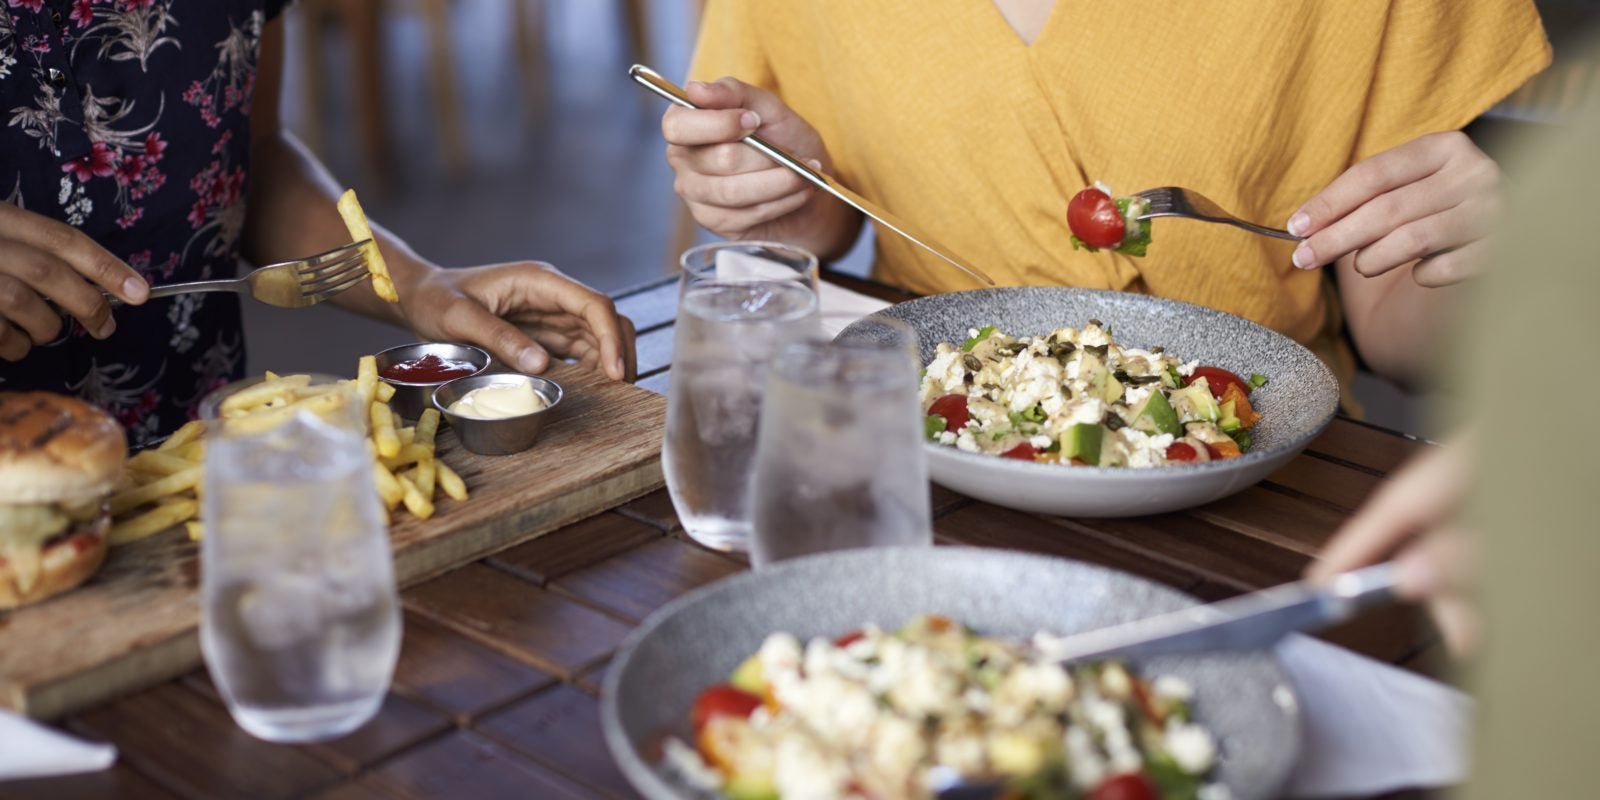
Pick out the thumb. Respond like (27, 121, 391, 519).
(689, 77, 812, 148)
(448, 299, 550, 375)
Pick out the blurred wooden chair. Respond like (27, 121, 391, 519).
(293, 0, 653, 180)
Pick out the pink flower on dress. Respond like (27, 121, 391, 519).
(116, 207, 144, 229)
(200, 107, 220, 128)
(116, 0, 155, 10)
(187, 200, 208, 229)
(210, 129, 233, 155)
(21, 34, 49, 54)
(143, 132, 167, 162)
(70, 0, 93, 27)
(62, 142, 117, 182)
(115, 154, 145, 186)
(128, 251, 152, 271)
(182, 81, 204, 105)
(8, 0, 45, 13)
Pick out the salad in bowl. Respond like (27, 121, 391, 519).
(921, 322, 1265, 469)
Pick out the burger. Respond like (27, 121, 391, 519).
(0, 392, 125, 610)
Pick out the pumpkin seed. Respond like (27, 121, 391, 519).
(962, 354, 982, 373)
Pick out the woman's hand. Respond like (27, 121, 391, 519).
(1288, 132, 1501, 287)
(662, 78, 861, 259)
(0, 202, 149, 360)
(1306, 439, 1479, 655)
(397, 262, 635, 382)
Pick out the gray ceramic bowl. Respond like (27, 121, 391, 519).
(374, 342, 490, 421)
(432, 373, 561, 455)
(602, 547, 1300, 800)
(838, 287, 1339, 517)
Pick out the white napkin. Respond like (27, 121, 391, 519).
(1278, 634, 1471, 798)
(817, 281, 892, 338)
(0, 709, 117, 782)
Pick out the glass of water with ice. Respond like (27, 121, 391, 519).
(199, 379, 400, 743)
(750, 318, 933, 568)
(664, 243, 821, 552)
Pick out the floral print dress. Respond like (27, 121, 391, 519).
(0, 0, 291, 447)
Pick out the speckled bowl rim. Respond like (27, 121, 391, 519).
(839, 287, 1340, 479)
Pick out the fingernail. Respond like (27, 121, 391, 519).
(123, 276, 148, 303)
(98, 318, 116, 339)
(613, 356, 626, 379)
(517, 347, 545, 373)
(1287, 212, 1310, 238)
(1291, 244, 1315, 269)
(807, 159, 823, 171)
(739, 111, 761, 131)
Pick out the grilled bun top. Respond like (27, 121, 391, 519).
(0, 392, 127, 504)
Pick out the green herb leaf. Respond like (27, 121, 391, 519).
(962, 325, 997, 352)
(924, 415, 947, 440)
(1069, 234, 1097, 253)
(1228, 427, 1253, 452)
(1248, 373, 1269, 390)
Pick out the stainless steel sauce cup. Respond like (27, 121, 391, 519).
(432, 373, 563, 456)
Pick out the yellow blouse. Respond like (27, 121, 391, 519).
(690, 0, 1550, 386)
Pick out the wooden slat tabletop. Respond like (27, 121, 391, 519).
(0, 275, 1443, 800)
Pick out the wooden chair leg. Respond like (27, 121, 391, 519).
(420, 0, 469, 176)
(512, 0, 548, 120)
(622, 0, 651, 67)
(337, 0, 391, 183)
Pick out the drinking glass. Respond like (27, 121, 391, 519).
(678, 240, 820, 295)
(199, 379, 401, 743)
(750, 318, 933, 568)
(664, 248, 821, 552)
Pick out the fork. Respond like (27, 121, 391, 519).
(111, 239, 374, 309)
(1132, 187, 1302, 242)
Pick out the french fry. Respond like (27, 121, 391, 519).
(357, 355, 378, 406)
(128, 450, 197, 477)
(184, 520, 204, 541)
(110, 466, 202, 517)
(370, 400, 400, 457)
(220, 374, 311, 414)
(264, 370, 280, 380)
(224, 391, 348, 436)
(375, 381, 396, 402)
(336, 189, 398, 302)
(415, 408, 440, 453)
(415, 455, 436, 498)
(373, 461, 404, 509)
(397, 426, 415, 446)
(379, 443, 433, 470)
(176, 440, 205, 462)
(395, 473, 434, 520)
(111, 498, 199, 545)
(158, 420, 205, 452)
(436, 460, 468, 501)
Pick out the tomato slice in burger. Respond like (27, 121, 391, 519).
(1068, 188, 1126, 249)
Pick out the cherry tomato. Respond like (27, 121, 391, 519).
(1089, 772, 1159, 800)
(691, 684, 763, 734)
(834, 630, 866, 648)
(928, 394, 971, 432)
(1185, 366, 1249, 399)
(1164, 441, 1199, 463)
(1068, 187, 1126, 249)
(1000, 442, 1039, 461)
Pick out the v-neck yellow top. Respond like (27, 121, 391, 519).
(689, 0, 1549, 383)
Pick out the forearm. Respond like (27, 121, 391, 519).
(241, 132, 433, 325)
(810, 199, 864, 263)
(1338, 257, 1462, 388)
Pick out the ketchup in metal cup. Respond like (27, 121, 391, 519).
(379, 353, 478, 383)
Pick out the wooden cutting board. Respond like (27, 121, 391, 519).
(0, 362, 666, 720)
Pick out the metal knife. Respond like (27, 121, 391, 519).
(1037, 562, 1400, 664)
(628, 64, 996, 287)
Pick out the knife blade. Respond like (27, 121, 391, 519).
(629, 64, 997, 287)
(1036, 562, 1400, 664)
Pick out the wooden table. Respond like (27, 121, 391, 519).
(0, 275, 1441, 800)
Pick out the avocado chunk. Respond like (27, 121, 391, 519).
(724, 771, 779, 800)
(1218, 399, 1242, 433)
(1133, 390, 1182, 436)
(1169, 380, 1221, 423)
(1064, 423, 1103, 465)
(729, 654, 766, 696)
(1078, 352, 1109, 399)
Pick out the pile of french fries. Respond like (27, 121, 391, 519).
(108, 355, 469, 546)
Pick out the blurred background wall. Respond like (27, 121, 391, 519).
(245, 0, 1600, 437)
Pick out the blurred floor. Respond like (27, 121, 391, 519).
(243, 0, 697, 374)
